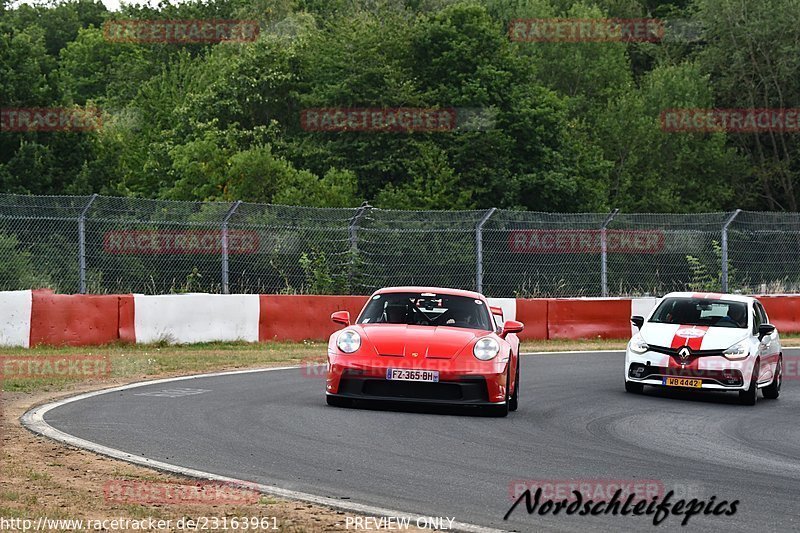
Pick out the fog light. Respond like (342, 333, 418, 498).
(629, 364, 646, 378)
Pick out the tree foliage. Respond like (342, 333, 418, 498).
(0, 0, 797, 212)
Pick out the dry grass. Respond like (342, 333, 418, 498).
(520, 338, 628, 352)
(0, 341, 326, 393)
(1, 387, 407, 531)
(0, 341, 426, 532)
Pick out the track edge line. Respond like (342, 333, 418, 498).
(20, 366, 507, 533)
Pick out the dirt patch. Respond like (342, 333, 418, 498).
(0, 372, 428, 532)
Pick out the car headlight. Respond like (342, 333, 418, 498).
(336, 330, 361, 354)
(628, 334, 649, 354)
(724, 340, 749, 361)
(473, 337, 500, 361)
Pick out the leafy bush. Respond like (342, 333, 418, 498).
(0, 232, 51, 290)
(299, 250, 348, 295)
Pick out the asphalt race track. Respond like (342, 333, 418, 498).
(33, 350, 800, 532)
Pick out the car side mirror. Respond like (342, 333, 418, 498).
(758, 323, 775, 340)
(631, 316, 645, 330)
(501, 320, 524, 338)
(331, 311, 350, 326)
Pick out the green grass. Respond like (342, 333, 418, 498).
(0, 492, 20, 502)
(520, 338, 628, 352)
(0, 341, 326, 393)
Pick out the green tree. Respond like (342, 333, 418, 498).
(374, 143, 473, 209)
(57, 27, 154, 106)
(596, 61, 747, 211)
(696, 0, 800, 210)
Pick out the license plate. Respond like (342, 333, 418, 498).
(386, 369, 439, 382)
(663, 377, 702, 388)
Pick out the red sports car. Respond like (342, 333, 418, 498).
(325, 286, 524, 416)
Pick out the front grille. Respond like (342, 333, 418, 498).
(337, 375, 489, 403)
(647, 345, 725, 358)
(362, 380, 463, 400)
(628, 363, 743, 386)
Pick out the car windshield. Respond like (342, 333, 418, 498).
(649, 298, 748, 329)
(357, 292, 493, 331)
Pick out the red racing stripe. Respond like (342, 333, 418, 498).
(670, 325, 709, 350)
(667, 325, 710, 370)
(691, 292, 724, 300)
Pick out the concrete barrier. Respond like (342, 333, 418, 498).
(2, 290, 799, 346)
(631, 297, 659, 334)
(760, 295, 800, 334)
(133, 293, 260, 344)
(29, 290, 121, 346)
(514, 299, 548, 340)
(259, 294, 367, 342)
(119, 294, 136, 343)
(546, 298, 632, 340)
(0, 289, 32, 347)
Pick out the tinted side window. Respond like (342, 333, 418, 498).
(756, 302, 769, 324)
(752, 305, 762, 335)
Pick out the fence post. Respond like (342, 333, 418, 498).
(221, 200, 242, 294)
(348, 202, 371, 292)
(475, 208, 497, 294)
(721, 209, 741, 293)
(349, 202, 371, 252)
(78, 194, 98, 294)
(600, 208, 619, 297)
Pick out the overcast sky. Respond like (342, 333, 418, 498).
(11, 0, 172, 12)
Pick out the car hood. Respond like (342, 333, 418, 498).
(640, 323, 747, 350)
(360, 324, 484, 359)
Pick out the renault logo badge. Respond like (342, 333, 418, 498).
(678, 347, 691, 361)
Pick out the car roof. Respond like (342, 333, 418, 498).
(372, 286, 486, 300)
(661, 291, 755, 304)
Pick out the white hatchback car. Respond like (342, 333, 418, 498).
(625, 292, 782, 405)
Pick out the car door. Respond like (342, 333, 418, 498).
(755, 301, 780, 382)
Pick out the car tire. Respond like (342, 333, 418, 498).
(625, 380, 643, 394)
(762, 357, 782, 400)
(326, 395, 352, 408)
(739, 361, 759, 406)
(509, 359, 519, 412)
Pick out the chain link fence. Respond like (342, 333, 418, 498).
(0, 193, 798, 297)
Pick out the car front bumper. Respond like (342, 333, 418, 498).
(625, 349, 751, 390)
(326, 354, 510, 404)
